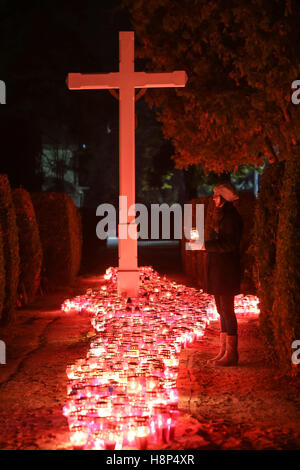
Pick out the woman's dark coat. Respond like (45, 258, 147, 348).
(204, 201, 243, 296)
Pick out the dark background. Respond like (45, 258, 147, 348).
(0, 0, 190, 211)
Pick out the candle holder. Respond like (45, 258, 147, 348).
(62, 266, 259, 449)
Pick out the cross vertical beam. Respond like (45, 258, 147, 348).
(67, 31, 187, 298)
(117, 32, 139, 297)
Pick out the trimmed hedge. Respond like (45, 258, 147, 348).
(31, 192, 82, 289)
(0, 175, 20, 325)
(12, 188, 43, 305)
(272, 150, 300, 374)
(252, 162, 285, 347)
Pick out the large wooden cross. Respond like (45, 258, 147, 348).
(67, 31, 187, 297)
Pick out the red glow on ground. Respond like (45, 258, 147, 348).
(61, 267, 259, 450)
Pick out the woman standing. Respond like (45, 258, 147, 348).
(201, 182, 243, 366)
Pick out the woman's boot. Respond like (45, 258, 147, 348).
(207, 332, 227, 363)
(215, 335, 238, 366)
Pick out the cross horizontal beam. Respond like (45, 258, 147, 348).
(67, 71, 187, 90)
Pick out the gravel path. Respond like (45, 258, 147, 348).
(174, 317, 300, 450)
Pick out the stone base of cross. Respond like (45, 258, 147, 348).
(67, 31, 187, 298)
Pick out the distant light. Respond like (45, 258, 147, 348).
(82, 144, 86, 149)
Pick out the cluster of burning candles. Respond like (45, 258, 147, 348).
(62, 267, 259, 450)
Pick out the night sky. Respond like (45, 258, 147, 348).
(0, 0, 176, 207)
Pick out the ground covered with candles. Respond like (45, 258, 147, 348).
(0, 267, 299, 450)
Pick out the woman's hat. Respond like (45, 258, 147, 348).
(213, 182, 239, 202)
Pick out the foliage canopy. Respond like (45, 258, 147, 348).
(125, 0, 300, 173)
